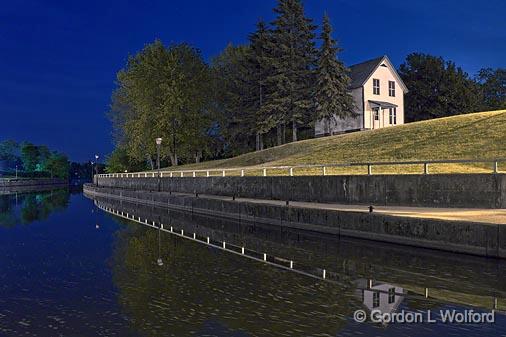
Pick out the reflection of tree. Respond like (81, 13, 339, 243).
(0, 189, 70, 227)
(0, 195, 17, 227)
(111, 224, 358, 336)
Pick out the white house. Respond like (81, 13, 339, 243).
(315, 55, 409, 136)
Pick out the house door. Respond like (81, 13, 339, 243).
(372, 108, 380, 129)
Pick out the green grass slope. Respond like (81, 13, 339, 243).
(172, 110, 506, 175)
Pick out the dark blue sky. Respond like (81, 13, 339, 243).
(1, 0, 505, 162)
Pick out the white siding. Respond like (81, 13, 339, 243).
(363, 63, 404, 130)
(315, 56, 406, 136)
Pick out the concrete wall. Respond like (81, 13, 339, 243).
(95, 174, 506, 209)
(84, 184, 506, 259)
(0, 178, 67, 189)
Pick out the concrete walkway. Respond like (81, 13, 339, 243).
(193, 193, 506, 225)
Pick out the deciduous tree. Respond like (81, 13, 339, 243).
(476, 68, 506, 110)
(399, 53, 482, 121)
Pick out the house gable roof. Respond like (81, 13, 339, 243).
(348, 55, 408, 93)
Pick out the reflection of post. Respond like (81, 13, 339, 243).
(157, 228, 163, 266)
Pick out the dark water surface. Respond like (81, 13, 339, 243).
(0, 190, 505, 336)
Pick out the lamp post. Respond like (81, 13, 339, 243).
(156, 138, 163, 173)
(94, 154, 99, 175)
(90, 161, 94, 182)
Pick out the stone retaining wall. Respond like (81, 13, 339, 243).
(95, 174, 506, 208)
(84, 184, 506, 258)
(0, 178, 67, 189)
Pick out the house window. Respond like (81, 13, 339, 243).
(388, 288, 396, 304)
(373, 291, 380, 308)
(373, 78, 380, 95)
(389, 81, 396, 97)
(374, 109, 379, 121)
(389, 108, 397, 124)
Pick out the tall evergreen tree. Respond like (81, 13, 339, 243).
(315, 14, 355, 134)
(266, 0, 317, 144)
(248, 20, 276, 150)
(211, 43, 255, 156)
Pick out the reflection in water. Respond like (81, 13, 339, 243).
(112, 223, 354, 336)
(95, 195, 506, 336)
(0, 188, 70, 227)
(355, 279, 404, 316)
(1, 191, 505, 336)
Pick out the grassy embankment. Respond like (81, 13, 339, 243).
(164, 110, 506, 176)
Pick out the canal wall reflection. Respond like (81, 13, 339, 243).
(93, 194, 505, 318)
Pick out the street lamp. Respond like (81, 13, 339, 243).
(155, 138, 163, 172)
(94, 154, 99, 175)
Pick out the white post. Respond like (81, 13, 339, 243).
(161, 224, 164, 229)
(222, 170, 225, 177)
(160, 172, 164, 177)
(323, 166, 327, 176)
(263, 168, 267, 177)
(181, 229, 184, 235)
(289, 167, 293, 176)
(223, 241, 226, 249)
(367, 164, 372, 176)
(152, 221, 155, 226)
(241, 169, 244, 177)
(207, 237, 210, 244)
(193, 171, 196, 177)
(263, 253, 267, 261)
(241, 247, 245, 254)
(424, 163, 429, 175)
(425, 288, 429, 298)
(170, 172, 173, 178)
(193, 233, 196, 239)
(181, 172, 184, 177)
(322, 269, 326, 279)
(206, 171, 210, 177)
(493, 161, 498, 173)
(290, 261, 293, 269)
(170, 226, 173, 232)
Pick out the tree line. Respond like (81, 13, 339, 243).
(107, 0, 505, 172)
(0, 140, 70, 179)
(400, 53, 505, 121)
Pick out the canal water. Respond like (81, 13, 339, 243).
(0, 189, 505, 336)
